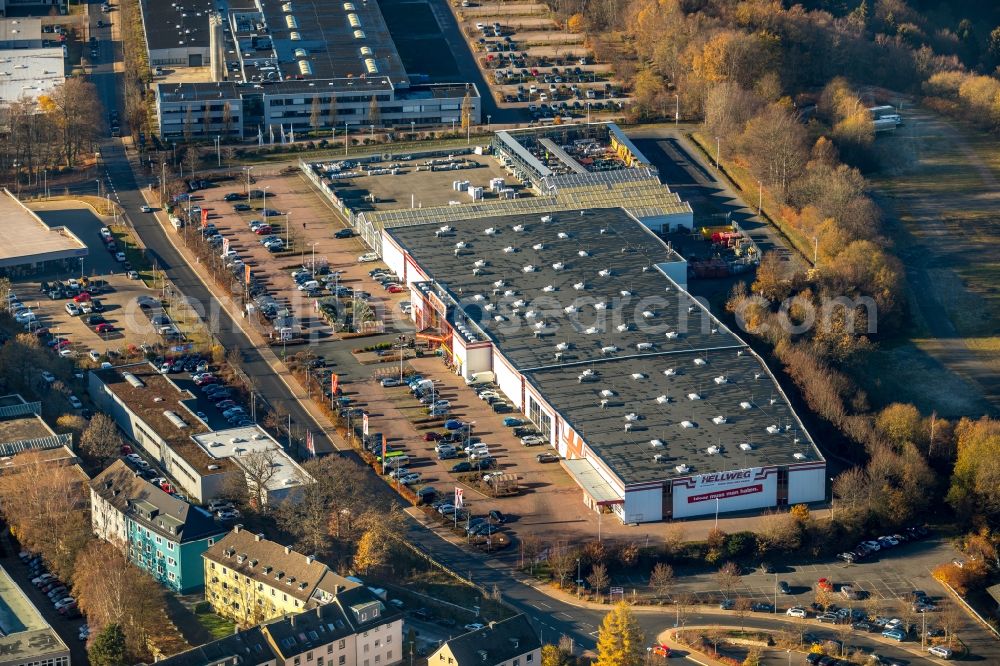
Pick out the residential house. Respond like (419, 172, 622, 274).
(90, 460, 226, 593)
(429, 615, 541, 666)
(154, 580, 403, 666)
(203, 526, 359, 626)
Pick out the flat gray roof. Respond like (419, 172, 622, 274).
(0, 565, 69, 662)
(524, 350, 821, 486)
(389, 206, 823, 487)
(140, 0, 213, 51)
(387, 207, 716, 372)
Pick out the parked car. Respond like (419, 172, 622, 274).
(927, 645, 953, 659)
(335, 228, 354, 238)
(785, 607, 807, 618)
(881, 628, 907, 642)
(358, 252, 379, 263)
(536, 452, 560, 463)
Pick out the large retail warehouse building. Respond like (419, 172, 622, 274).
(381, 206, 825, 523)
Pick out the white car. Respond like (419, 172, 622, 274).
(40, 371, 55, 384)
(785, 607, 807, 618)
(140, 205, 152, 213)
(464, 623, 485, 631)
(928, 645, 953, 659)
(126, 270, 139, 280)
(68, 395, 82, 409)
(114, 251, 126, 262)
(358, 252, 379, 263)
(64, 302, 81, 316)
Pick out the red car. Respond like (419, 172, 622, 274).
(423, 431, 443, 442)
(817, 577, 834, 592)
(254, 225, 272, 235)
(194, 375, 217, 386)
(73, 292, 92, 303)
(650, 644, 670, 657)
(54, 339, 71, 350)
(95, 323, 115, 334)
(120, 444, 133, 455)
(387, 284, 406, 293)
(160, 481, 174, 494)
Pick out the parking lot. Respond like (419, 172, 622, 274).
(450, 1, 630, 119)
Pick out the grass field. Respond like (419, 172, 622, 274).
(865, 105, 1000, 416)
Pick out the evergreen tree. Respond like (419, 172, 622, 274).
(89, 623, 127, 666)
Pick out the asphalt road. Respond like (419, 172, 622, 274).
(85, 10, 336, 455)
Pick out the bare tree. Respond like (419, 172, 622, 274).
(234, 448, 281, 512)
(587, 563, 609, 601)
(550, 543, 577, 589)
(733, 597, 753, 633)
(521, 534, 542, 573)
(716, 562, 742, 599)
(80, 413, 124, 465)
(649, 562, 675, 601)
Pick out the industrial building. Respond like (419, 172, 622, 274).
(88, 363, 313, 504)
(0, 565, 70, 666)
(150, 0, 480, 138)
(0, 0, 65, 17)
(383, 206, 825, 522)
(0, 393, 73, 455)
(0, 189, 86, 277)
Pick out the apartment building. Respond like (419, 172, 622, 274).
(90, 460, 226, 593)
(154, 586, 403, 666)
(203, 526, 358, 626)
(429, 615, 540, 666)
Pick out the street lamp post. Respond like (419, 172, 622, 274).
(160, 162, 167, 207)
(344, 120, 352, 156)
(486, 114, 491, 131)
(715, 136, 721, 171)
(397, 334, 405, 383)
(244, 166, 254, 201)
(215, 136, 221, 166)
(758, 180, 763, 216)
(410, 120, 415, 140)
(309, 241, 318, 272)
(674, 93, 679, 125)
(576, 558, 581, 596)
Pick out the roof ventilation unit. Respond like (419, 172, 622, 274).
(714, 375, 728, 384)
(298, 60, 312, 75)
(664, 368, 676, 376)
(601, 346, 618, 355)
(364, 59, 378, 74)
(578, 250, 589, 257)
(163, 411, 188, 429)
(740, 401, 752, 410)
(621, 290, 632, 296)
(693, 358, 707, 366)
(650, 439, 664, 448)
(474, 259, 486, 268)
(642, 310, 655, 319)
(552, 262, 565, 270)
(343, 2, 355, 8)
(625, 413, 639, 422)
(631, 373, 646, 380)
(706, 445, 721, 455)
(455, 241, 467, 249)
(557, 232, 569, 239)
(712, 415, 728, 424)
(675, 464, 690, 474)
(294, 48, 308, 57)
(739, 443, 753, 451)
(766, 425, 780, 434)
(655, 395, 670, 404)
(285, 15, 298, 28)
(584, 326, 598, 335)
(687, 393, 701, 401)
(541, 215, 553, 223)
(522, 265, 536, 272)
(594, 302, 607, 310)
(616, 323, 629, 332)
(282, 2, 293, 11)
(347, 13, 362, 28)
(123, 372, 145, 388)
(563, 305, 577, 314)
(573, 282, 585, 290)
(555, 342, 570, 351)
(532, 243, 544, 251)
(503, 246, 515, 253)
(598, 269, 611, 277)
(665, 331, 679, 339)
(681, 420, 695, 429)
(653, 453, 664, 462)
(542, 285, 555, 292)
(484, 227, 497, 235)
(636, 342, 653, 351)
(793, 452, 807, 460)
(360, 46, 373, 56)
(600, 389, 615, 398)
(493, 280, 505, 288)
(353, 29, 366, 38)
(512, 224, 524, 232)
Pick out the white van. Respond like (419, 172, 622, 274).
(465, 371, 495, 386)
